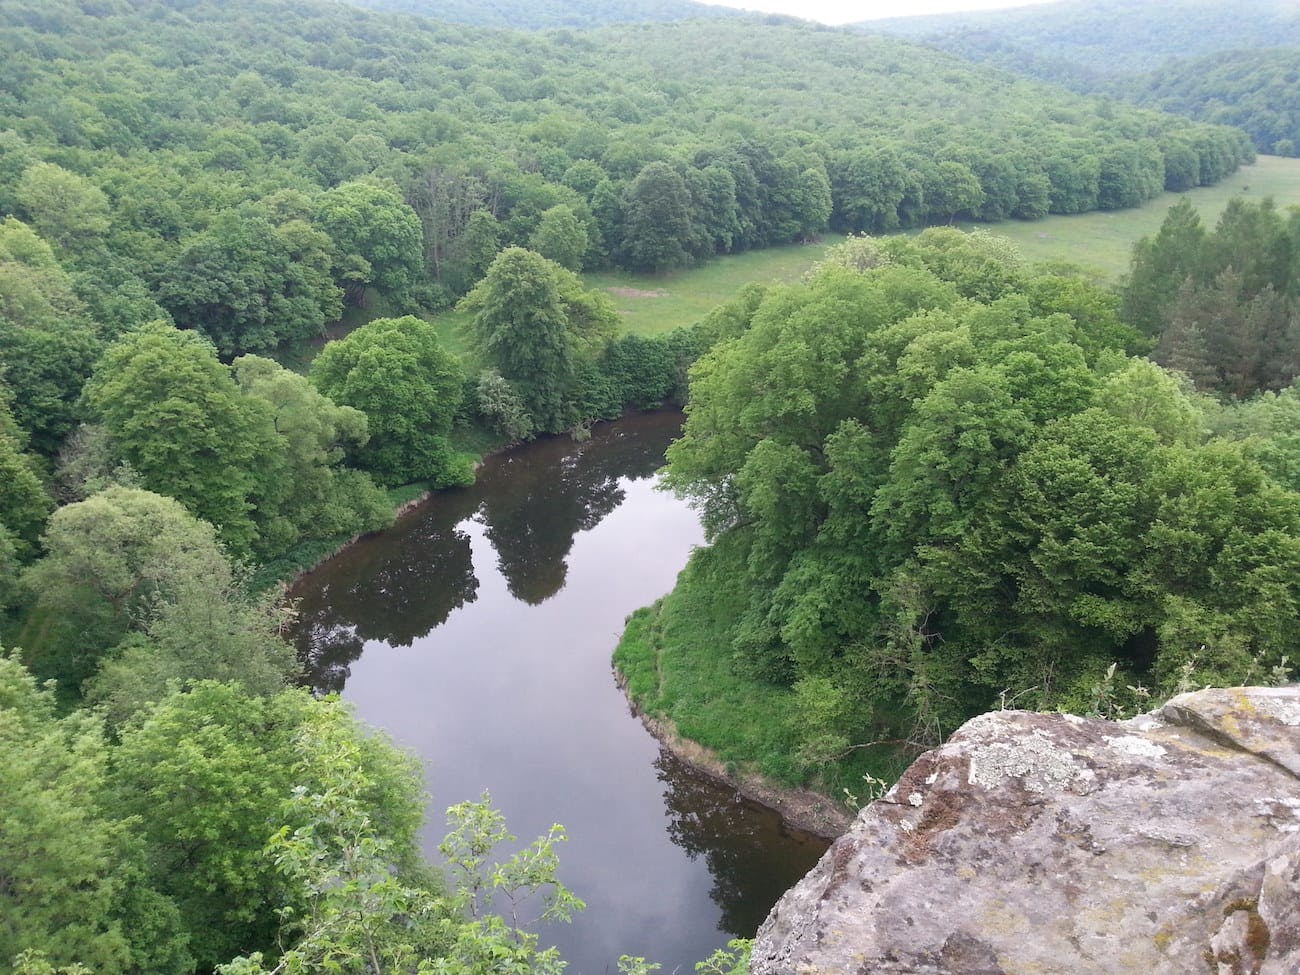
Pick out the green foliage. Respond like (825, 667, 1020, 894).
(0, 655, 131, 973)
(622, 162, 693, 272)
(214, 696, 443, 975)
(234, 354, 393, 558)
(657, 229, 1300, 776)
(598, 329, 701, 411)
(1125, 198, 1300, 397)
(0, 0, 1246, 349)
(157, 208, 342, 357)
(0, 430, 52, 559)
(1125, 49, 1300, 159)
(19, 486, 233, 696)
(314, 180, 425, 304)
(310, 315, 469, 487)
(529, 204, 589, 272)
(220, 785, 583, 975)
(107, 683, 424, 972)
(695, 940, 752, 975)
(1208, 381, 1300, 492)
(473, 370, 535, 442)
(0, 217, 102, 454)
(81, 322, 274, 554)
(86, 582, 298, 729)
(461, 247, 618, 432)
(15, 162, 110, 254)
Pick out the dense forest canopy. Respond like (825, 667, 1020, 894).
(644, 229, 1300, 788)
(0, 0, 1249, 357)
(864, 0, 1300, 76)
(865, 0, 1300, 158)
(0, 0, 1294, 972)
(1123, 49, 1300, 159)
(348, 0, 744, 29)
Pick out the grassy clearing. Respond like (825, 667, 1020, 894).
(582, 236, 847, 336)
(954, 155, 1300, 280)
(279, 157, 1300, 372)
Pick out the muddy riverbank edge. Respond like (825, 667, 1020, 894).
(614, 669, 853, 841)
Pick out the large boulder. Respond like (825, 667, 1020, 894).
(752, 686, 1300, 975)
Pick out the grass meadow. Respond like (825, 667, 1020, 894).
(280, 156, 1300, 371)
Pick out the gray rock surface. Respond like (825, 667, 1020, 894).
(752, 686, 1300, 975)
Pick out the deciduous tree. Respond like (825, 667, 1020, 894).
(310, 316, 468, 486)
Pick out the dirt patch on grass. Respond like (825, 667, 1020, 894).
(607, 286, 669, 299)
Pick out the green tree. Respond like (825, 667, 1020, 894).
(528, 203, 589, 271)
(0, 430, 52, 558)
(157, 209, 341, 356)
(15, 162, 110, 253)
(662, 233, 1299, 763)
(19, 487, 233, 695)
(81, 322, 275, 554)
(0, 655, 133, 974)
(1120, 198, 1207, 336)
(310, 316, 469, 487)
(621, 162, 692, 272)
(0, 217, 102, 454)
(450, 209, 504, 290)
(314, 180, 425, 304)
(460, 247, 617, 432)
(108, 683, 425, 972)
(233, 354, 392, 557)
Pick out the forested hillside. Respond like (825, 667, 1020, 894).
(0, 1, 1289, 972)
(865, 0, 1300, 158)
(1122, 49, 1300, 159)
(865, 0, 1300, 76)
(0, 0, 1248, 351)
(348, 0, 743, 29)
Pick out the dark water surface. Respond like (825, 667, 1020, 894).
(291, 412, 828, 974)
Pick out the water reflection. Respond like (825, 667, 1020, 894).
(294, 514, 479, 691)
(295, 419, 678, 682)
(657, 750, 828, 937)
(478, 429, 659, 605)
(289, 413, 830, 974)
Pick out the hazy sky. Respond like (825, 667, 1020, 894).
(700, 0, 1054, 26)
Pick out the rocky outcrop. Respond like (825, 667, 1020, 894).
(752, 686, 1300, 975)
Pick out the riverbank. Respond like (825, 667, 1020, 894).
(617, 670, 852, 840)
(614, 537, 914, 835)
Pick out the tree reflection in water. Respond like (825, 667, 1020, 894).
(294, 414, 681, 692)
(656, 749, 830, 937)
(480, 423, 667, 605)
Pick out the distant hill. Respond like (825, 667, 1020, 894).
(859, 0, 1300, 158)
(1124, 48, 1300, 158)
(862, 0, 1300, 77)
(346, 0, 744, 29)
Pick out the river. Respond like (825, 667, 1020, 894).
(290, 411, 829, 974)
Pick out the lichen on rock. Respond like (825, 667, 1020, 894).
(751, 686, 1300, 975)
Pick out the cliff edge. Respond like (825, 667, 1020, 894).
(752, 686, 1300, 975)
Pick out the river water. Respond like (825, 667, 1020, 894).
(290, 411, 829, 974)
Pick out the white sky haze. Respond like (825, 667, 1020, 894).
(700, 0, 1055, 26)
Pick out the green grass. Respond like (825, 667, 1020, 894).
(953, 155, 1300, 280)
(283, 157, 1300, 371)
(614, 538, 906, 799)
(581, 236, 847, 336)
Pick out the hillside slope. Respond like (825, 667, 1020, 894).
(345, 0, 743, 29)
(862, 0, 1300, 76)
